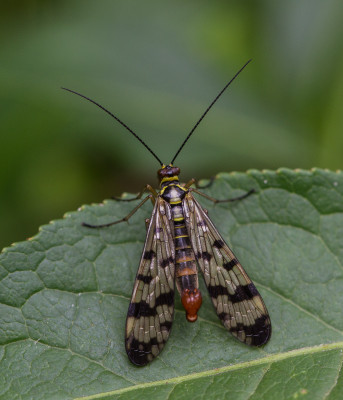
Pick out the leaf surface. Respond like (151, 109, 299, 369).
(1, 168, 343, 399)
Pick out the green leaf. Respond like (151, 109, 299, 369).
(1, 168, 343, 399)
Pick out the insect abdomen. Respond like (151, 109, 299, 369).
(163, 184, 202, 322)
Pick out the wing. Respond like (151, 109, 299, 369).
(125, 197, 175, 365)
(183, 192, 271, 346)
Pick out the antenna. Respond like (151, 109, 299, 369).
(61, 87, 163, 165)
(170, 59, 252, 165)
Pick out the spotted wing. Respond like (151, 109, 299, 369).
(125, 197, 175, 365)
(183, 193, 271, 346)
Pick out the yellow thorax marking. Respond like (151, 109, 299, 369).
(161, 176, 179, 184)
(160, 182, 188, 195)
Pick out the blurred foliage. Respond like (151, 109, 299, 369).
(1, 0, 343, 249)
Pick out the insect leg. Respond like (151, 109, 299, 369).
(112, 184, 158, 201)
(183, 177, 216, 190)
(83, 193, 155, 228)
(194, 176, 216, 189)
(183, 178, 196, 189)
(190, 187, 255, 203)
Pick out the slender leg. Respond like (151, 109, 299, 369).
(184, 177, 255, 203)
(195, 176, 216, 189)
(112, 184, 158, 202)
(183, 176, 215, 190)
(83, 194, 155, 228)
(184, 178, 196, 189)
(190, 188, 255, 204)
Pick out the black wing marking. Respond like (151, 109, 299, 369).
(125, 197, 175, 365)
(183, 193, 271, 346)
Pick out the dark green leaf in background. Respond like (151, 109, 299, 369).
(1, 168, 343, 399)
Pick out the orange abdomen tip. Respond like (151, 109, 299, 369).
(181, 288, 202, 322)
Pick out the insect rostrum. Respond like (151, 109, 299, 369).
(63, 60, 271, 366)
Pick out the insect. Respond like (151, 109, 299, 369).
(62, 60, 271, 366)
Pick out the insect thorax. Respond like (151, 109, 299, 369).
(160, 183, 186, 203)
(158, 164, 187, 202)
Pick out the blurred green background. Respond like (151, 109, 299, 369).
(1, 0, 343, 249)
